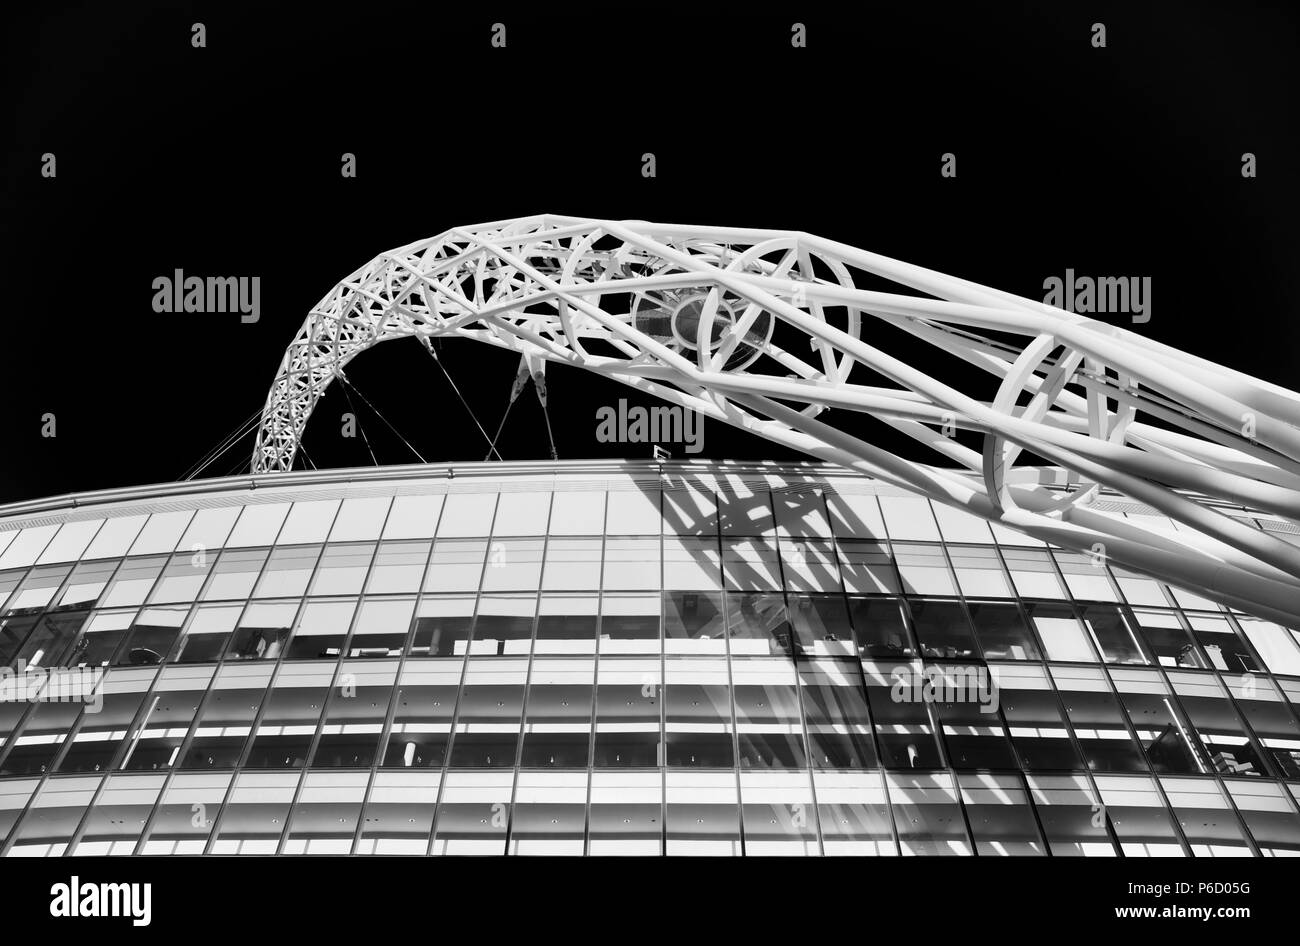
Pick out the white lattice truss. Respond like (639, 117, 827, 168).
(252, 214, 1300, 627)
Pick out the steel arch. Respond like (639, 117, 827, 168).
(252, 214, 1300, 626)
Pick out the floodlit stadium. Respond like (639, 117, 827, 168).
(2, 216, 1299, 856)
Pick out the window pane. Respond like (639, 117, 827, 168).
(253, 545, 321, 599)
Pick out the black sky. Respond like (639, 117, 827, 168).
(1, 1, 1296, 504)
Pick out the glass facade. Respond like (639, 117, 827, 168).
(1, 464, 1300, 855)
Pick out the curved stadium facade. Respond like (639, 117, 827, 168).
(2, 459, 1300, 857)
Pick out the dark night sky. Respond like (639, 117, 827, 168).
(1, 1, 1296, 504)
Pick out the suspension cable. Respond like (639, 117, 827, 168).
(339, 379, 379, 467)
(182, 405, 266, 481)
(484, 396, 517, 462)
(420, 339, 502, 460)
(337, 373, 428, 464)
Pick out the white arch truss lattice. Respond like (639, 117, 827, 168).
(252, 214, 1300, 626)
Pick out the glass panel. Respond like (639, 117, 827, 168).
(365, 540, 431, 594)
(347, 598, 415, 658)
(431, 772, 512, 854)
(286, 599, 356, 660)
(605, 489, 660, 536)
(1054, 551, 1119, 601)
(929, 662, 1016, 769)
(1051, 665, 1147, 773)
(949, 545, 1010, 597)
(664, 660, 733, 768)
(226, 503, 290, 548)
(203, 548, 268, 601)
(1186, 614, 1261, 674)
(147, 551, 213, 604)
(1003, 549, 1067, 599)
(380, 494, 444, 540)
(847, 597, 914, 658)
(423, 539, 487, 593)
(1027, 774, 1116, 856)
(887, 772, 971, 855)
(663, 590, 726, 655)
(740, 772, 820, 855)
(245, 668, 331, 769)
(603, 538, 660, 590)
(968, 601, 1040, 660)
(662, 536, 721, 590)
(893, 543, 955, 596)
(177, 507, 240, 554)
(312, 663, 395, 767)
(481, 538, 545, 592)
(470, 595, 534, 656)
(733, 660, 804, 770)
(83, 516, 148, 560)
(816, 771, 895, 855)
(225, 600, 297, 661)
(909, 599, 979, 660)
(665, 772, 740, 855)
(519, 661, 594, 768)
(508, 772, 587, 855)
(117, 605, 189, 666)
(140, 773, 232, 854)
(725, 591, 792, 657)
(182, 678, 262, 769)
(435, 493, 497, 537)
(1027, 602, 1096, 662)
(1225, 779, 1300, 855)
(863, 662, 943, 769)
(210, 772, 300, 854)
(826, 493, 887, 542)
(782, 539, 841, 592)
(1168, 671, 1269, 777)
(837, 541, 899, 594)
(0, 526, 59, 570)
(1081, 603, 1148, 665)
(1094, 775, 1184, 856)
(594, 658, 661, 767)
(382, 665, 459, 769)
(1160, 777, 1252, 856)
(277, 500, 340, 545)
(599, 594, 660, 655)
(1, 702, 84, 776)
(960, 773, 1045, 855)
(411, 596, 475, 657)
(253, 545, 320, 599)
(788, 593, 853, 657)
(128, 510, 193, 556)
(308, 543, 375, 596)
(493, 491, 552, 537)
(589, 772, 661, 855)
(283, 771, 368, 854)
(798, 659, 876, 769)
(878, 496, 941, 542)
(36, 520, 103, 565)
(1131, 609, 1203, 668)
(122, 667, 215, 771)
(448, 660, 526, 768)
(534, 594, 598, 655)
(998, 664, 1083, 771)
(327, 496, 391, 542)
(69, 609, 134, 667)
(176, 605, 242, 663)
(357, 771, 439, 854)
(100, 556, 167, 609)
(1235, 615, 1300, 676)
